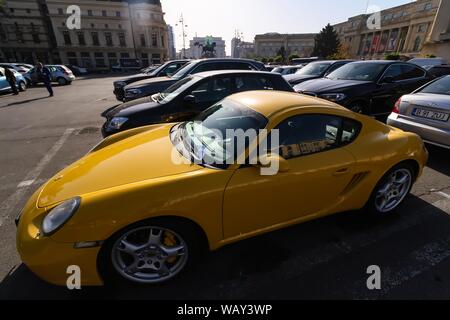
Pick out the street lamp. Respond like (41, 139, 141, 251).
(175, 14, 188, 58)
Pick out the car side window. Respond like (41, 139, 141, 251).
(229, 62, 256, 70)
(191, 62, 220, 74)
(382, 64, 403, 81)
(400, 65, 425, 80)
(327, 62, 345, 74)
(164, 64, 179, 75)
(187, 76, 233, 103)
(265, 115, 361, 160)
(234, 75, 275, 92)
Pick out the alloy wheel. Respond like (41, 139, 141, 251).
(375, 168, 412, 213)
(111, 226, 188, 283)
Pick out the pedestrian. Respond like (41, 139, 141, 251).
(4, 67, 19, 95)
(36, 62, 53, 97)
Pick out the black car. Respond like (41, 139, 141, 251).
(113, 60, 189, 101)
(426, 65, 450, 79)
(123, 58, 266, 102)
(284, 60, 354, 86)
(102, 70, 293, 137)
(293, 60, 430, 115)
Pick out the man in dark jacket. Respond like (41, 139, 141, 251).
(36, 62, 53, 97)
(4, 67, 18, 95)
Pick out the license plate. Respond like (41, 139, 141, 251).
(413, 108, 450, 122)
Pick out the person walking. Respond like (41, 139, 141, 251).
(4, 67, 18, 95)
(36, 62, 53, 97)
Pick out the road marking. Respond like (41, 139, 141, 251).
(95, 97, 109, 102)
(0, 128, 75, 227)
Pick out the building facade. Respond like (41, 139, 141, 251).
(0, 0, 58, 64)
(254, 33, 316, 58)
(167, 24, 176, 60)
(0, 0, 170, 70)
(188, 36, 226, 59)
(333, 0, 449, 61)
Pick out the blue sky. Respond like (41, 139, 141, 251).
(160, 0, 416, 55)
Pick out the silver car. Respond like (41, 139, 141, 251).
(387, 75, 450, 149)
(24, 65, 76, 86)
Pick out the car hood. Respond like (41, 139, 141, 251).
(125, 76, 176, 90)
(37, 124, 201, 207)
(284, 74, 319, 84)
(115, 73, 152, 84)
(404, 93, 450, 110)
(294, 78, 373, 93)
(104, 96, 157, 117)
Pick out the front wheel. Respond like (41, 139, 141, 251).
(365, 164, 414, 215)
(57, 77, 68, 85)
(100, 219, 202, 285)
(18, 81, 27, 92)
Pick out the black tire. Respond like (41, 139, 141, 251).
(18, 81, 27, 92)
(98, 218, 205, 287)
(348, 101, 369, 115)
(57, 77, 68, 86)
(364, 163, 414, 216)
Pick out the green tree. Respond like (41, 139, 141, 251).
(274, 55, 283, 63)
(267, 58, 274, 63)
(277, 47, 287, 63)
(385, 53, 400, 60)
(261, 57, 268, 64)
(288, 54, 300, 62)
(312, 23, 340, 59)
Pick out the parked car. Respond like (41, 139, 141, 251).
(113, 60, 190, 101)
(103, 70, 294, 137)
(65, 65, 88, 76)
(291, 57, 320, 65)
(0, 67, 28, 93)
(24, 65, 76, 86)
(294, 61, 431, 115)
(271, 65, 304, 75)
(409, 57, 447, 69)
(16, 90, 428, 286)
(264, 65, 275, 72)
(0, 63, 30, 74)
(387, 75, 450, 149)
(111, 58, 142, 72)
(123, 58, 266, 102)
(426, 65, 450, 78)
(284, 60, 354, 86)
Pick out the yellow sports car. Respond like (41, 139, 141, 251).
(16, 91, 428, 286)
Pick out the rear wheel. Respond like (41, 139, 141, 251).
(57, 77, 68, 85)
(365, 163, 414, 215)
(349, 101, 369, 115)
(18, 81, 27, 92)
(99, 218, 203, 285)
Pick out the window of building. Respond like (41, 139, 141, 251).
(95, 52, 105, 67)
(105, 32, 113, 46)
(142, 53, 149, 67)
(118, 32, 126, 47)
(121, 52, 130, 58)
(91, 32, 99, 46)
(161, 35, 165, 48)
(0, 24, 7, 42)
(423, 3, 432, 11)
(105, 24, 109, 29)
(88, 10, 93, 16)
(152, 53, 161, 64)
(32, 32, 40, 43)
(81, 52, 90, 58)
(26, 9, 31, 14)
(67, 52, 77, 66)
(418, 24, 428, 33)
(140, 34, 146, 47)
(152, 33, 158, 47)
(413, 36, 422, 52)
(116, 11, 121, 17)
(77, 32, 86, 45)
(91, 23, 95, 28)
(118, 24, 122, 29)
(58, 8, 63, 15)
(10, 8, 14, 13)
(102, 10, 107, 17)
(63, 31, 72, 45)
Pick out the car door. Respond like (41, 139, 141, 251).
(372, 64, 404, 114)
(0, 68, 10, 92)
(223, 113, 358, 238)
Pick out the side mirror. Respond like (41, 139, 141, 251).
(183, 94, 196, 105)
(381, 76, 395, 84)
(256, 153, 290, 174)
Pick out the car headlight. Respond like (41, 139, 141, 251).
(320, 93, 346, 102)
(126, 88, 142, 96)
(107, 117, 128, 130)
(114, 81, 127, 88)
(42, 197, 81, 236)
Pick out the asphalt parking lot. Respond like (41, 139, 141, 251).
(0, 76, 449, 300)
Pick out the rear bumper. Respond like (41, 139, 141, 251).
(387, 113, 450, 149)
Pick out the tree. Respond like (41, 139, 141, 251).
(385, 53, 400, 60)
(330, 43, 351, 60)
(267, 58, 274, 63)
(312, 23, 340, 59)
(261, 57, 268, 64)
(277, 46, 287, 63)
(288, 54, 300, 62)
(274, 55, 283, 63)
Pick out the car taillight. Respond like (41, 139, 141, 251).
(393, 98, 401, 114)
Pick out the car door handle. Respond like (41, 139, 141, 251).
(333, 168, 350, 176)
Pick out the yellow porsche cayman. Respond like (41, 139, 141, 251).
(16, 91, 428, 286)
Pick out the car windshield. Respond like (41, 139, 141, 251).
(326, 62, 386, 81)
(157, 75, 202, 103)
(170, 61, 197, 80)
(419, 76, 450, 95)
(148, 63, 167, 76)
(295, 62, 332, 76)
(272, 67, 284, 73)
(174, 100, 268, 168)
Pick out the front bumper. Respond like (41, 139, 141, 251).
(387, 113, 450, 149)
(16, 190, 104, 286)
(113, 87, 125, 101)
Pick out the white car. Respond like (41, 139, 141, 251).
(271, 65, 304, 75)
(409, 57, 447, 70)
(0, 63, 31, 74)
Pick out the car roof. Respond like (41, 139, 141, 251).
(191, 58, 261, 65)
(193, 70, 278, 78)
(226, 90, 346, 117)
